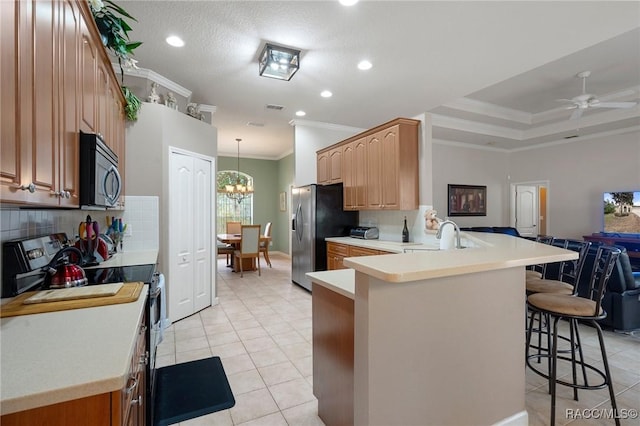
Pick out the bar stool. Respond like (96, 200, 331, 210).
(526, 235, 555, 280)
(526, 240, 591, 369)
(526, 245, 622, 426)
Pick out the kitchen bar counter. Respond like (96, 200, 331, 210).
(0, 285, 148, 415)
(310, 233, 577, 426)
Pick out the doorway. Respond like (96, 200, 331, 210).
(510, 182, 549, 237)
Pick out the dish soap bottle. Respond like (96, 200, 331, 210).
(402, 216, 410, 243)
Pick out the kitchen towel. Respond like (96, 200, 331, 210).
(154, 356, 235, 426)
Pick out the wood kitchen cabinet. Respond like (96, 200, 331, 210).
(316, 118, 419, 211)
(316, 145, 343, 185)
(342, 137, 367, 210)
(1, 312, 147, 426)
(366, 121, 419, 210)
(1, 0, 125, 208)
(327, 242, 392, 270)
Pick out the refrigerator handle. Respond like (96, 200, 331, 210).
(295, 203, 303, 242)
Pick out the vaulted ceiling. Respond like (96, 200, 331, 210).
(121, 1, 640, 158)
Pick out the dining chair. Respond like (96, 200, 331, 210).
(224, 221, 242, 264)
(217, 242, 234, 265)
(235, 224, 261, 277)
(260, 222, 272, 268)
(226, 221, 242, 234)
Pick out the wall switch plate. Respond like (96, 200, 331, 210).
(125, 224, 132, 236)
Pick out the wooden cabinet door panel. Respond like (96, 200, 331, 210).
(329, 147, 342, 183)
(59, 0, 80, 207)
(317, 151, 329, 184)
(365, 133, 382, 209)
(80, 21, 97, 133)
(353, 138, 367, 209)
(30, 0, 58, 203)
(380, 125, 399, 209)
(342, 143, 354, 209)
(0, 0, 23, 202)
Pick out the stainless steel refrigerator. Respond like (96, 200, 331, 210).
(291, 183, 359, 291)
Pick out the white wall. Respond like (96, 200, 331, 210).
(507, 130, 640, 239)
(431, 142, 510, 228)
(293, 121, 364, 187)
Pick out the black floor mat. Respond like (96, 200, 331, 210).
(154, 356, 235, 426)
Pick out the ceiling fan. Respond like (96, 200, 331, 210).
(557, 71, 637, 120)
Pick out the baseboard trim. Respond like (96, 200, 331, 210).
(492, 411, 528, 426)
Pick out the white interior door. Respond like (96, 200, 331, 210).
(169, 152, 212, 322)
(514, 185, 538, 237)
(192, 157, 212, 312)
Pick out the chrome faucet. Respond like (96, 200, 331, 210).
(436, 220, 462, 249)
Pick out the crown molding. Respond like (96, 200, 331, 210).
(441, 97, 531, 125)
(510, 125, 640, 153)
(432, 138, 510, 153)
(289, 119, 365, 134)
(431, 113, 523, 140)
(113, 64, 192, 98)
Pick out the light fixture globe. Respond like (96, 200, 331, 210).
(259, 43, 300, 81)
(219, 138, 254, 203)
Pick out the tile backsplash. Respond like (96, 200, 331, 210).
(0, 196, 159, 251)
(359, 205, 437, 243)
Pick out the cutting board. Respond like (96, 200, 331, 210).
(0, 282, 144, 318)
(23, 283, 125, 304)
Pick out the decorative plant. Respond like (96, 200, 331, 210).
(89, 0, 143, 121)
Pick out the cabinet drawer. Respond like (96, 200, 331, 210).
(327, 242, 349, 257)
(349, 246, 380, 257)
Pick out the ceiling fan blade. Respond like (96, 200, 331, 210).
(570, 108, 583, 120)
(591, 101, 637, 109)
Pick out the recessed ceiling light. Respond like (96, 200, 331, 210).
(358, 60, 372, 71)
(321, 90, 332, 98)
(296, 111, 306, 117)
(166, 36, 184, 47)
(339, 0, 359, 6)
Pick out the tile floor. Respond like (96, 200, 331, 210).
(157, 253, 640, 425)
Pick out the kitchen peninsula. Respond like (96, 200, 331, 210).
(309, 232, 577, 426)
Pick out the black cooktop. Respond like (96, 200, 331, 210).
(85, 264, 156, 285)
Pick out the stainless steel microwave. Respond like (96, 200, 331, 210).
(79, 132, 122, 208)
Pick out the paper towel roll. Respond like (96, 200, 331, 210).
(439, 225, 455, 250)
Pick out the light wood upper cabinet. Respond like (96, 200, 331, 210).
(318, 118, 419, 211)
(317, 150, 330, 184)
(342, 138, 367, 210)
(317, 145, 343, 185)
(1, 0, 125, 207)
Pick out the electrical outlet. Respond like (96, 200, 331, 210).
(125, 224, 132, 236)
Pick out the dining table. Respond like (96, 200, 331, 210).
(217, 233, 272, 272)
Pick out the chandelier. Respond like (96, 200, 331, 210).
(220, 138, 254, 203)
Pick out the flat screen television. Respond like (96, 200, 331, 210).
(602, 191, 640, 236)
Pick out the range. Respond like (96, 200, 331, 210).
(2, 234, 164, 426)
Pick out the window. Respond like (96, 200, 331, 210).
(216, 170, 253, 234)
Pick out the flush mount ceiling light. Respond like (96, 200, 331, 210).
(339, 0, 359, 5)
(358, 60, 372, 70)
(320, 90, 333, 98)
(259, 43, 300, 81)
(295, 111, 306, 117)
(165, 35, 184, 47)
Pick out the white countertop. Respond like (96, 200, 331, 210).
(326, 237, 423, 253)
(342, 232, 576, 283)
(0, 285, 148, 415)
(307, 269, 355, 299)
(84, 249, 158, 269)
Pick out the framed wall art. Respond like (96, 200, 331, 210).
(447, 184, 487, 217)
(279, 191, 287, 212)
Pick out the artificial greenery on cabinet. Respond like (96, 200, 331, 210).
(89, 0, 143, 121)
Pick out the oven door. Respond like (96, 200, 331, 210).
(147, 273, 163, 426)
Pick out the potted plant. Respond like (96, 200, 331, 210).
(89, 0, 143, 121)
